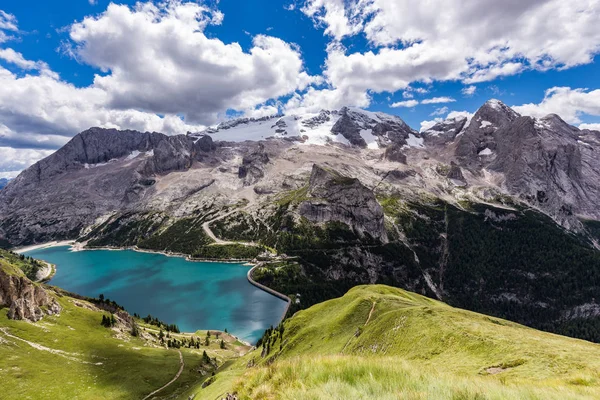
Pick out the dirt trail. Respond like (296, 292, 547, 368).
(342, 301, 377, 353)
(142, 349, 184, 400)
(0, 327, 102, 365)
(364, 301, 376, 326)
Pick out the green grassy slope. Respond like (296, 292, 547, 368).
(198, 285, 600, 400)
(0, 249, 251, 400)
(0, 249, 46, 280)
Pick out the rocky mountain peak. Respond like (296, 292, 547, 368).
(332, 106, 417, 149)
(299, 164, 388, 242)
(455, 100, 520, 163)
(422, 116, 468, 146)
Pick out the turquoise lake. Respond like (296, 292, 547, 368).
(23, 246, 287, 344)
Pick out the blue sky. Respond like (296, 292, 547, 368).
(1, 0, 600, 177)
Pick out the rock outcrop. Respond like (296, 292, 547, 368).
(0, 263, 61, 322)
(421, 117, 467, 147)
(238, 143, 270, 186)
(489, 113, 600, 226)
(299, 165, 387, 242)
(332, 107, 417, 148)
(455, 99, 520, 166)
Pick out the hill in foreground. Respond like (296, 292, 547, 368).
(198, 285, 600, 400)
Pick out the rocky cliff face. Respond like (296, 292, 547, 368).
(455, 99, 520, 166)
(487, 114, 600, 226)
(299, 165, 387, 242)
(0, 260, 61, 322)
(331, 106, 417, 148)
(0, 128, 216, 245)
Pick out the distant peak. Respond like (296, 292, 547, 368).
(475, 99, 520, 122)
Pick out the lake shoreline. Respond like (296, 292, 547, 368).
(19, 240, 290, 343)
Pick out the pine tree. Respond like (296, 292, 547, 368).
(220, 339, 225, 349)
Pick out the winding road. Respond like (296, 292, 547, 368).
(202, 209, 260, 247)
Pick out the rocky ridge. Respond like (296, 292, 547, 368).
(0, 253, 61, 322)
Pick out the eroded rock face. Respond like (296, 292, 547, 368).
(299, 165, 387, 242)
(422, 117, 467, 147)
(332, 107, 417, 148)
(489, 114, 600, 226)
(0, 268, 61, 322)
(383, 145, 407, 163)
(239, 143, 270, 186)
(0, 128, 216, 246)
(455, 99, 520, 166)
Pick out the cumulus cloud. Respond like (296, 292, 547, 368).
(421, 97, 456, 104)
(295, 0, 600, 111)
(391, 100, 419, 108)
(0, 2, 318, 174)
(0, 146, 54, 178)
(300, 0, 363, 40)
(462, 85, 477, 97)
(513, 87, 600, 124)
(67, 1, 315, 124)
(579, 123, 600, 131)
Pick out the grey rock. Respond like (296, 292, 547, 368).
(489, 113, 600, 225)
(299, 165, 387, 242)
(238, 143, 270, 186)
(0, 266, 61, 322)
(421, 117, 467, 146)
(383, 145, 407, 164)
(455, 99, 520, 166)
(332, 107, 417, 148)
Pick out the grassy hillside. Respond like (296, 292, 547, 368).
(0, 249, 47, 280)
(0, 250, 251, 400)
(196, 285, 600, 399)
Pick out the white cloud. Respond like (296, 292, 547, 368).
(391, 100, 419, 108)
(462, 85, 477, 97)
(421, 97, 456, 104)
(0, 2, 320, 173)
(513, 87, 600, 124)
(297, 0, 600, 110)
(390, 96, 454, 109)
(88, 0, 97, 5)
(0, 48, 58, 78)
(0, 10, 18, 43)
(0, 57, 207, 151)
(430, 106, 449, 116)
(420, 118, 442, 132)
(579, 123, 600, 131)
(0, 147, 54, 178)
(68, 2, 315, 124)
(300, 0, 363, 40)
(0, 10, 18, 32)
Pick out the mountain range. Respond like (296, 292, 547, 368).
(1, 99, 600, 344)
